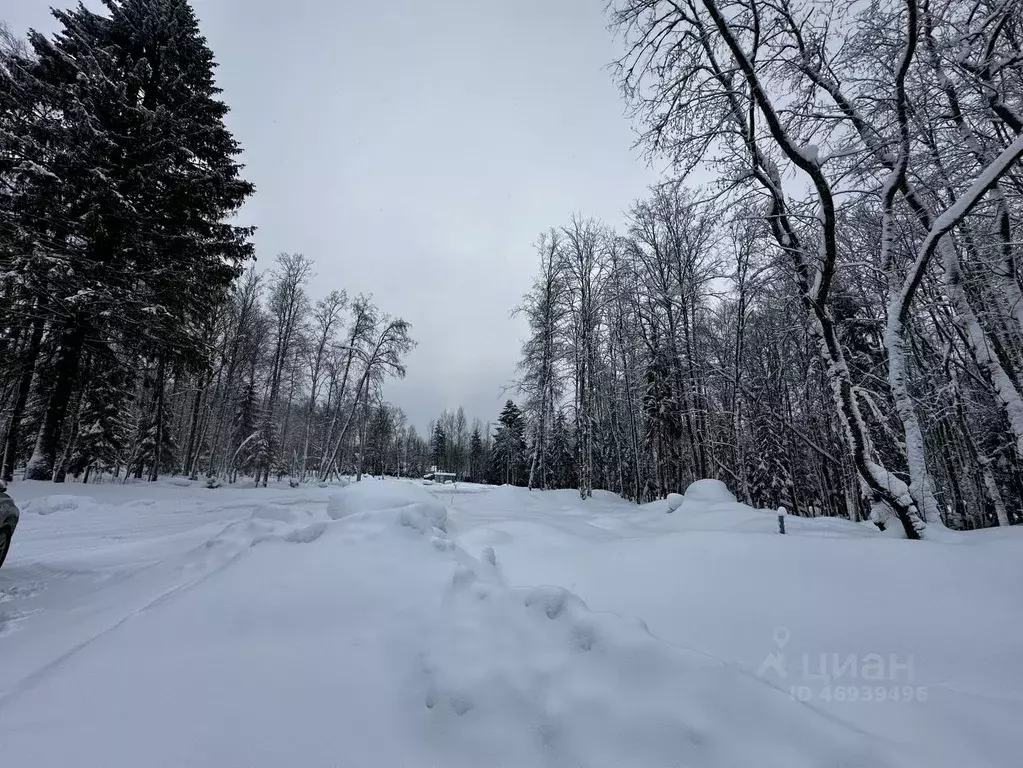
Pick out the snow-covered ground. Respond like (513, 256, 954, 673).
(1, 477, 1020, 767)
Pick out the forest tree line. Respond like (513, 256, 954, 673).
(503, 0, 1023, 536)
(0, 3, 414, 487)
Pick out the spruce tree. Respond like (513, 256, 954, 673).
(69, 359, 128, 481)
(431, 423, 447, 470)
(136, 403, 177, 480)
(643, 347, 683, 496)
(468, 427, 484, 483)
(548, 411, 577, 490)
(492, 401, 527, 486)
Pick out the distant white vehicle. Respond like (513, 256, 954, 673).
(422, 471, 456, 485)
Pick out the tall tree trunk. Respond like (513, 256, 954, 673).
(278, 368, 297, 476)
(25, 324, 85, 482)
(149, 356, 166, 482)
(2, 308, 46, 482)
(53, 358, 88, 484)
(182, 376, 205, 479)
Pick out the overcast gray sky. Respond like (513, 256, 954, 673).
(3, 0, 660, 431)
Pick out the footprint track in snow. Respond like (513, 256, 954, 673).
(0, 607, 45, 637)
(0, 581, 48, 604)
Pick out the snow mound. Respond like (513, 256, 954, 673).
(250, 503, 310, 525)
(204, 519, 282, 551)
(523, 584, 588, 619)
(204, 503, 327, 552)
(642, 492, 685, 514)
(327, 479, 448, 531)
(19, 495, 96, 516)
(682, 479, 736, 506)
(283, 522, 328, 544)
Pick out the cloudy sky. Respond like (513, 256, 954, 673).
(3, 0, 661, 431)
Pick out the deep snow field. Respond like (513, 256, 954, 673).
(1, 477, 1020, 767)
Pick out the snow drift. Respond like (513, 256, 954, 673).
(327, 479, 448, 532)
